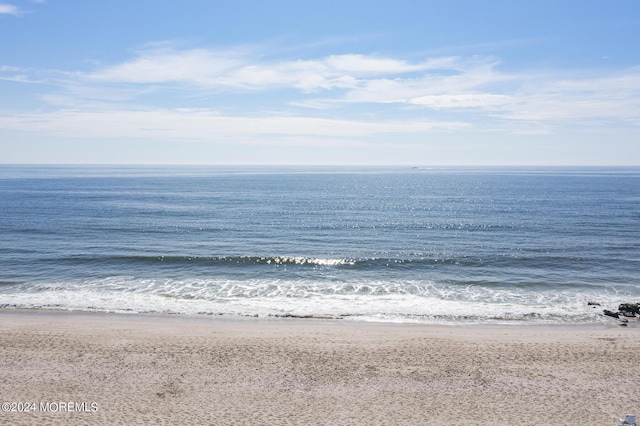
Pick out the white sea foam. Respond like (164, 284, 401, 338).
(0, 277, 632, 324)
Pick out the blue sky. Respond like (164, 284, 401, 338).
(1, 1, 639, 165)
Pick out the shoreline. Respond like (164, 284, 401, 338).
(0, 305, 625, 328)
(0, 306, 626, 332)
(1, 309, 639, 425)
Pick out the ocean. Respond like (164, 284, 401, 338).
(1, 165, 639, 324)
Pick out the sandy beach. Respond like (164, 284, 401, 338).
(1, 310, 639, 425)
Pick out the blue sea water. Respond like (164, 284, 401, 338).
(0, 165, 639, 324)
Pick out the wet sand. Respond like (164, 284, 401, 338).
(1, 310, 639, 425)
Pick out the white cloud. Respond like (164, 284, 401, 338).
(333, 58, 512, 104)
(496, 68, 640, 123)
(84, 46, 461, 93)
(7, 43, 640, 139)
(409, 94, 513, 109)
(332, 63, 640, 125)
(88, 48, 245, 87)
(0, 3, 22, 15)
(0, 108, 469, 141)
(0, 65, 46, 83)
(0, 74, 33, 83)
(323, 54, 452, 74)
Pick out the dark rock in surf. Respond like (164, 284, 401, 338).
(603, 309, 620, 319)
(619, 303, 640, 317)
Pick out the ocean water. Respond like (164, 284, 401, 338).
(0, 165, 639, 324)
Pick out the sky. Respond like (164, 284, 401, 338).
(1, 1, 639, 165)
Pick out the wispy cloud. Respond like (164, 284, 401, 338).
(79, 48, 515, 110)
(0, 109, 469, 141)
(0, 65, 47, 84)
(408, 94, 513, 109)
(496, 68, 640, 124)
(86, 46, 457, 93)
(87, 48, 246, 87)
(0, 3, 22, 16)
(3, 42, 639, 146)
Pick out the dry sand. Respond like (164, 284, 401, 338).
(0, 310, 639, 425)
